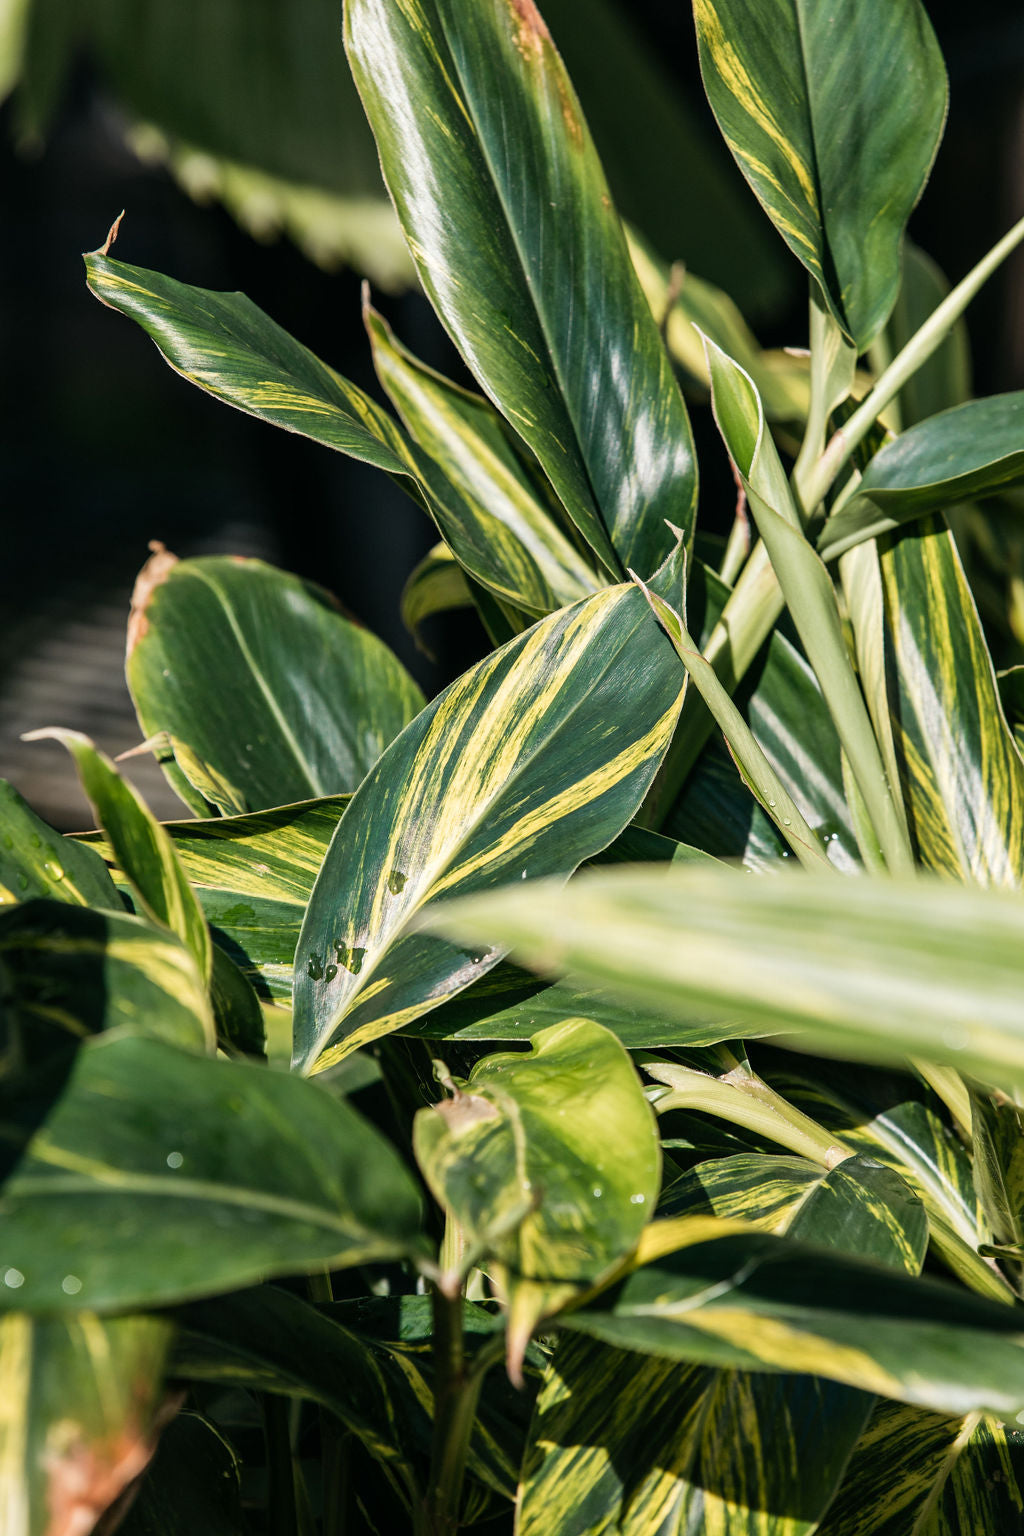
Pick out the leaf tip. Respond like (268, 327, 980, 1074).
(127, 541, 179, 656)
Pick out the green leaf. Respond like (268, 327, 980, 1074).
(85, 796, 350, 1000)
(693, 0, 946, 348)
(24, 729, 212, 982)
(0, 778, 119, 909)
(400, 542, 473, 654)
(703, 337, 912, 873)
(209, 944, 266, 1059)
(971, 1088, 1024, 1259)
(346, 0, 697, 576)
(519, 1157, 926, 1535)
(367, 307, 601, 615)
(879, 519, 1024, 885)
(424, 865, 1024, 1089)
(117, 1412, 245, 1536)
(414, 1018, 660, 1372)
(0, 1310, 172, 1536)
(819, 1400, 1024, 1535)
(567, 1217, 1024, 1420)
(819, 395, 1024, 561)
(293, 585, 684, 1073)
(0, 1034, 424, 1312)
(126, 551, 424, 814)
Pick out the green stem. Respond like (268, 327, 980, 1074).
(420, 1284, 473, 1536)
(263, 1394, 301, 1536)
(648, 1062, 848, 1169)
(802, 211, 1024, 512)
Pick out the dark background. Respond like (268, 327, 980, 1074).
(2, 0, 1022, 826)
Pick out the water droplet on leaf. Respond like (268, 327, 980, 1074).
(166, 1151, 184, 1169)
(387, 869, 407, 895)
(61, 1275, 83, 1295)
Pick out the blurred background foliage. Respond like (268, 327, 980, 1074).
(1, 0, 1022, 827)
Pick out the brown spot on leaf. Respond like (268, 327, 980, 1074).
(434, 1092, 499, 1135)
(44, 1421, 154, 1536)
(126, 541, 178, 656)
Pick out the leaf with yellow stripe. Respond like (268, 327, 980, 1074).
(0, 778, 119, 911)
(25, 729, 212, 982)
(84, 251, 587, 618)
(0, 1033, 424, 1313)
(292, 585, 684, 1074)
(424, 866, 1024, 1090)
(367, 306, 601, 617)
(818, 1399, 1024, 1535)
(125, 551, 424, 815)
(519, 1156, 926, 1535)
(83, 795, 349, 1001)
(346, 0, 697, 577)
(0, 1310, 172, 1536)
(693, 0, 946, 348)
(400, 542, 473, 654)
(879, 518, 1024, 885)
(414, 1018, 661, 1377)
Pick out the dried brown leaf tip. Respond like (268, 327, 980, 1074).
(510, 0, 550, 55)
(126, 541, 179, 656)
(43, 1418, 156, 1536)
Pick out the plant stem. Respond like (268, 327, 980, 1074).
(801, 211, 1024, 512)
(648, 1061, 848, 1169)
(263, 1394, 303, 1536)
(420, 1283, 471, 1536)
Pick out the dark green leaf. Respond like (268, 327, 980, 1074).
(694, 0, 946, 347)
(400, 542, 473, 654)
(126, 552, 424, 814)
(293, 586, 684, 1073)
(886, 242, 972, 428)
(346, 0, 697, 575)
(118, 1412, 245, 1536)
(0, 1034, 424, 1312)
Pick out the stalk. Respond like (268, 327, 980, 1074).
(648, 1061, 848, 1169)
(419, 1286, 503, 1535)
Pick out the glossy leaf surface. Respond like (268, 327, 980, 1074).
(694, 0, 946, 347)
(820, 394, 1024, 561)
(818, 1399, 1024, 1535)
(0, 1035, 423, 1311)
(401, 542, 473, 651)
(425, 866, 1024, 1087)
(347, 0, 696, 576)
(414, 1017, 660, 1284)
(0, 1310, 171, 1536)
(293, 586, 684, 1072)
(87, 797, 349, 1000)
(127, 551, 424, 814)
(879, 520, 1024, 885)
(26, 729, 211, 981)
(367, 307, 600, 615)
(520, 1158, 925, 1535)
(567, 1220, 1024, 1419)
(0, 779, 118, 910)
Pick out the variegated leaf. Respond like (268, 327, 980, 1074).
(0, 779, 118, 911)
(346, 0, 697, 577)
(879, 518, 1024, 885)
(292, 585, 684, 1074)
(693, 0, 946, 348)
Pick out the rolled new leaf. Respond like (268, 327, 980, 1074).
(346, 0, 697, 577)
(693, 0, 946, 349)
(292, 584, 685, 1073)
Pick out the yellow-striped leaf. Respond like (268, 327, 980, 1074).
(519, 1157, 926, 1535)
(84, 252, 591, 617)
(693, 0, 946, 348)
(818, 1399, 1024, 1535)
(367, 307, 601, 616)
(414, 1019, 660, 1372)
(84, 796, 350, 1001)
(292, 585, 684, 1074)
(25, 729, 212, 982)
(879, 519, 1024, 885)
(424, 866, 1024, 1090)
(346, 0, 697, 577)
(125, 551, 424, 815)
(0, 1034, 424, 1312)
(0, 778, 118, 911)
(0, 1311, 171, 1536)
(400, 542, 473, 654)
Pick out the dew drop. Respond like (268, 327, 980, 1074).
(307, 954, 324, 980)
(630, 1193, 646, 1205)
(521, 870, 527, 880)
(767, 800, 776, 809)
(345, 947, 365, 975)
(166, 1151, 184, 1169)
(43, 861, 64, 882)
(592, 1185, 603, 1199)
(3, 1268, 24, 1289)
(387, 869, 408, 895)
(162, 668, 171, 679)
(324, 963, 338, 982)
(61, 1275, 83, 1295)
(783, 818, 792, 827)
